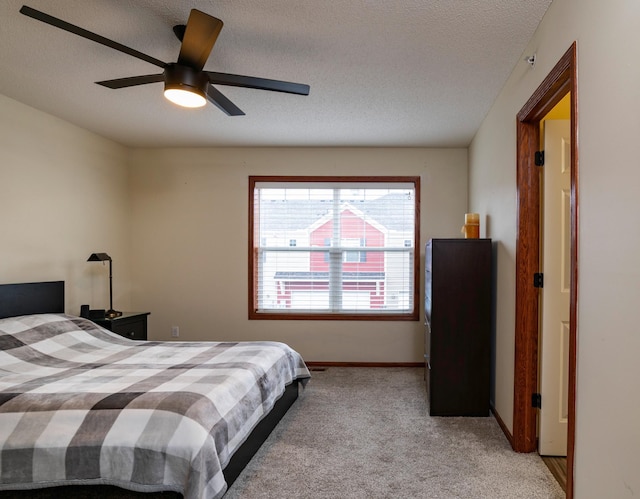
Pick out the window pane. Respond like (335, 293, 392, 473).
(250, 177, 419, 319)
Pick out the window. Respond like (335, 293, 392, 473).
(249, 176, 420, 320)
(323, 238, 367, 263)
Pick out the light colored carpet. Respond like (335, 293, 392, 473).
(225, 367, 564, 499)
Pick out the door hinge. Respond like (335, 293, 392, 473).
(533, 273, 544, 288)
(535, 150, 545, 166)
(532, 393, 542, 409)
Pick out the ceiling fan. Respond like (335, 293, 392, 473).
(19, 5, 310, 116)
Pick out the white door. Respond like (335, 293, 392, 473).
(539, 119, 571, 456)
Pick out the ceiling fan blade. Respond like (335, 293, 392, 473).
(177, 9, 223, 71)
(96, 74, 164, 89)
(206, 85, 245, 116)
(19, 5, 166, 69)
(205, 72, 310, 95)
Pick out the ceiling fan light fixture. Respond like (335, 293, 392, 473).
(164, 88, 206, 108)
(163, 64, 209, 108)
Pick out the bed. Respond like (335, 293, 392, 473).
(0, 281, 310, 498)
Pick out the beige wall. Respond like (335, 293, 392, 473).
(128, 147, 468, 362)
(0, 91, 467, 363)
(469, 0, 640, 496)
(0, 94, 131, 314)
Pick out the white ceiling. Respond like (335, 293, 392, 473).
(0, 0, 553, 148)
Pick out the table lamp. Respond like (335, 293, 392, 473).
(87, 252, 122, 319)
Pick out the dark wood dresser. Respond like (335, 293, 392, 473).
(94, 312, 150, 341)
(425, 238, 492, 416)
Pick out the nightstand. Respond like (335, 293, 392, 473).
(94, 312, 150, 340)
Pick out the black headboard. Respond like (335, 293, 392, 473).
(0, 281, 65, 319)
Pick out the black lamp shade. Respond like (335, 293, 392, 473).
(87, 253, 112, 262)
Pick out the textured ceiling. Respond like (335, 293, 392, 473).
(0, 0, 553, 148)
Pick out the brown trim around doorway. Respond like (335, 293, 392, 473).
(514, 42, 577, 499)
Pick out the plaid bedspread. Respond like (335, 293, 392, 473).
(0, 314, 310, 498)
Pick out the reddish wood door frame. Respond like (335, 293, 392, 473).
(514, 42, 578, 499)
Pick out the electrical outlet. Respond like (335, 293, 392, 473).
(171, 326, 179, 338)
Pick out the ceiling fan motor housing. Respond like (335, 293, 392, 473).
(164, 64, 209, 100)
